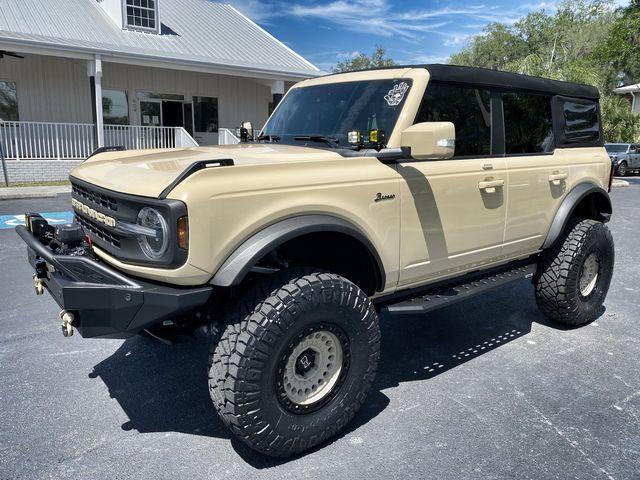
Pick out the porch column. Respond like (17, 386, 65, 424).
(87, 55, 104, 147)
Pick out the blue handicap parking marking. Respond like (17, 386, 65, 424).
(0, 211, 74, 230)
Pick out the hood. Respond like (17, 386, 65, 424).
(70, 144, 343, 198)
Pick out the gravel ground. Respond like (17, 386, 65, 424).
(1, 181, 639, 480)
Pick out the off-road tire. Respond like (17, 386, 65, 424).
(616, 161, 628, 177)
(535, 218, 614, 326)
(208, 269, 380, 457)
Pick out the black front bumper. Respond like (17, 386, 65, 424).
(16, 225, 212, 339)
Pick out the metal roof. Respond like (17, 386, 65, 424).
(0, 0, 319, 79)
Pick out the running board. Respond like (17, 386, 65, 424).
(382, 263, 536, 315)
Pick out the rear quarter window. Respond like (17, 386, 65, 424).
(553, 96, 602, 147)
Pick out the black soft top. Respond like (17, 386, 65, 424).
(424, 64, 599, 100)
(328, 64, 600, 100)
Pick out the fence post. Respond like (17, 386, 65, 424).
(55, 123, 61, 160)
(13, 123, 20, 161)
(0, 122, 9, 186)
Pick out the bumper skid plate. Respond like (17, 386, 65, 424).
(16, 223, 212, 339)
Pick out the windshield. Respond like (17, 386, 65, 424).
(605, 144, 628, 153)
(261, 79, 412, 147)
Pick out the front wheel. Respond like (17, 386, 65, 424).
(208, 270, 380, 457)
(616, 161, 628, 177)
(534, 218, 614, 326)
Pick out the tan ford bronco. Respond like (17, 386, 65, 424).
(17, 64, 614, 457)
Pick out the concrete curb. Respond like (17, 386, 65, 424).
(0, 185, 71, 200)
(612, 179, 630, 188)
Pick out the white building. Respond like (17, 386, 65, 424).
(613, 83, 640, 114)
(0, 0, 319, 182)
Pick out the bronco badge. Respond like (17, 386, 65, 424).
(374, 192, 396, 202)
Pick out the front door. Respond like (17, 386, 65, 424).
(162, 100, 183, 127)
(398, 157, 508, 287)
(398, 83, 507, 287)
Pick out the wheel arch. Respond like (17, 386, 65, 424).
(542, 183, 612, 250)
(210, 214, 386, 294)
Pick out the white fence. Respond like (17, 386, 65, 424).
(104, 125, 198, 150)
(0, 121, 198, 160)
(218, 127, 263, 145)
(218, 128, 241, 145)
(0, 121, 96, 160)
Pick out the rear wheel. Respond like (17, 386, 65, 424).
(534, 218, 614, 326)
(208, 270, 380, 457)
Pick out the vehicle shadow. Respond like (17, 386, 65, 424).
(89, 278, 595, 468)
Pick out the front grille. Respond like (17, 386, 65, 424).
(72, 182, 118, 211)
(76, 215, 121, 248)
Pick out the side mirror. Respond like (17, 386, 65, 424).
(401, 122, 455, 160)
(236, 121, 254, 142)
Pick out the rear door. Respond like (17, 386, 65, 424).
(398, 83, 507, 287)
(500, 92, 568, 257)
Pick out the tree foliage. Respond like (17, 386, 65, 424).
(450, 0, 640, 142)
(332, 46, 396, 73)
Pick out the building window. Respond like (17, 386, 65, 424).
(102, 89, 129, 125)
(416, 83, 491, 157)
(0, 81, 19, 121)
(193, 96, 218, 133)
(503, 92, 554, 154)
(124, 0, 158, 31)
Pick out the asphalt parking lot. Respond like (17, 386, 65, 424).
(1, 180, 639, 480)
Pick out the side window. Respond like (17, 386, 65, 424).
(0, 80, 19, 121)
(553, 96, 601, 146)
(102, 89, 129, 125)
(503, 92, 554, 154)
(415, 83, 491, 157)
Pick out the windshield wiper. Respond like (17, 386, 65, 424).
(256, 134, 281, 142)
(293, 135, 340, 147)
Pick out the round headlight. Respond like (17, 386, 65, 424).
(137, 207, 169, 259)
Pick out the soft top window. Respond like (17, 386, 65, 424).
(415, 82, 491, 157)
(553, 96, 601, 147)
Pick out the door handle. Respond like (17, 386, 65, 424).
(478, 179, 504, 193)
(548, 172, 568, 183)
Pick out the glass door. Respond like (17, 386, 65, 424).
(140, 100, 161, 126)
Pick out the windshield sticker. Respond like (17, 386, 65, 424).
(384, 82, 409, 106)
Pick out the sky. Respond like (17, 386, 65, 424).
(227, 0, 563, 72)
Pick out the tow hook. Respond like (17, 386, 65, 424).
(60, 310, 74, 337)
(33, 274, 44, 295)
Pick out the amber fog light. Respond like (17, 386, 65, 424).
(177, 216, 189, 250)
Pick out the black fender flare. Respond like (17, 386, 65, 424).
(542, 183, 612, 249)
(210, 214, 386, 290)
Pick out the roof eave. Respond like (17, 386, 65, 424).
(0, 36, 319, 81)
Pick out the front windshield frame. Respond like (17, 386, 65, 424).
(260, 79, 413, 149)
(605, 144, 628, 153)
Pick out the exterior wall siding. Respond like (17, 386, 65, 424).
(0, 54, 93, 123)
(100, 62, 272, 135)
(1, 53, 276, 182)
